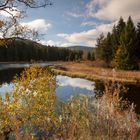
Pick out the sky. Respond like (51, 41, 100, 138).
(1, 0, 140, 47)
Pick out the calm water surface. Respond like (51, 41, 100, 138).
(56, 75, 95, 100)
(0, 65, 96, 101)
(0, 64, 140, 113)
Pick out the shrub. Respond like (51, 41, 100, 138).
(0, 67, 139, 139)
(0, 67, 58, 139)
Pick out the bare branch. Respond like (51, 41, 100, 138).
(17, 0, 52, 8)
(0, 0, 52, 41)
(0, 0, 10, 9)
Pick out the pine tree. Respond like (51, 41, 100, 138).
(111, 25, 119, 57)
(115, 45, 132, 70)
(95, 32, 113, 65)
(111, 17, 126, 59)
(95, 33, 104, 59)
(87, 52, 91, 60)
(136, 22, 140, 60)
(115, 16, 138, 70)
(91, 52, 95, 61)
(103, 32, 113, 63)
(116, 17, 126, 43)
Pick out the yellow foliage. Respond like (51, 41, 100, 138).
(0, 66, 58, 139)
(0, 67, 139, 140)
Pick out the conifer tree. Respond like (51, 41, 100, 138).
(95, 33, 104, 59)
(115, 16, 138, 70)
(112, 17, 126, 58)
(87, 52, 91, 60)
(103, 32, 112, 63)
(116, 17, 126, 43)
(111, 25, 119, 57)
(136, 22, 140, 60)
(91, 52, 95, 61)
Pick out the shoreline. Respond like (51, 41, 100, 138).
(52, 62, 140, 85)
(0, 61, 140, 85)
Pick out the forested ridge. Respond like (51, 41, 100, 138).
(95, 16, 140, 70)
(0, 38, 83, 62)
(1, 16, 140, 69)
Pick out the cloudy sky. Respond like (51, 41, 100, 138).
(3, 0, 140, 47)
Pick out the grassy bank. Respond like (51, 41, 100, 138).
(52, 61, 140, 85)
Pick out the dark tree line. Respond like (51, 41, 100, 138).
(0, 38, 83, 62)
(87, 51, 95, 61)
(95, 16, 140, 70)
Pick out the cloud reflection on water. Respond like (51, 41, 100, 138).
(0, 83, 14, 94)
(56, 75, 95, 91)
(0, 75, 95, 101)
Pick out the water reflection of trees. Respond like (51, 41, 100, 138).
(123, 84, 140, 114)
(94, 81, 104, 98)
(94, 81, 140, 114)
(0, 68, 23, 84)
(0, 68, 140, 114)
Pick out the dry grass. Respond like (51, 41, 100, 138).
(53, 61, 140, 84)
(0, 67, 140, 140)
(51, 81, 140, 140)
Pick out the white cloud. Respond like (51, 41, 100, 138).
(59, 42, 79, 47)
(38, 40, 56, 46)
(86, 0, 140, 22)
(81, 21, 98, 26)
(57, 22, 114, 46)
(59, 0, 140, 47)
(35, 25, 112, 47)
(66, 11, 84, 18)
(38, 39, 77, 47)
(0, 7, 21, 17)
(21, 19, 52, 31)
(57, 33, 68, 38)
(86, 0, 108, 17)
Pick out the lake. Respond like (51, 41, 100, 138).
(0, 65, 96, 101)
(0, 64, 140, 113)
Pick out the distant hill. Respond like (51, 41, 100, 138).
(0, 38, 83, 62)
(0, 37, 42, 48)
(68, 46, 94, 52)
(67, 46, 95, 60)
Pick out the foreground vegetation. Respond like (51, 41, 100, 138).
(0, 67, 139, 140)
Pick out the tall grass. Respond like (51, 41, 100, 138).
(53, 62, 140, 84)
(0, 67, 139, 140)
(54, 81, 139, 140)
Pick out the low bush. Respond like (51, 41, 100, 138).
(0, 67, 139, 140)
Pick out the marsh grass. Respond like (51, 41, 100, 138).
(0, 67, 139, 140)
(54, 81, 139, 140)
(53, 62, 140, 84)
(93, 81, 139, 140)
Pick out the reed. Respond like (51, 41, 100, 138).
(0, 67, 139, 140)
